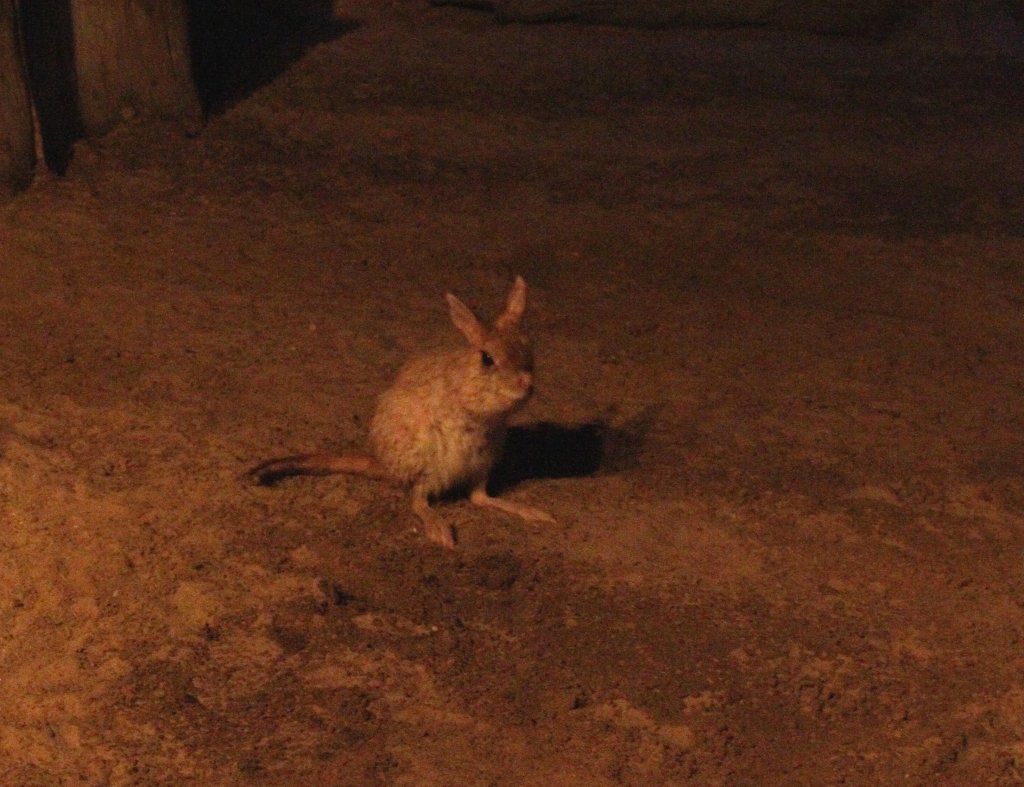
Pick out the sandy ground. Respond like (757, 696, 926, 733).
(2, 2, 1024, 784)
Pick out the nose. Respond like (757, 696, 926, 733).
(518, 371, 534, 397)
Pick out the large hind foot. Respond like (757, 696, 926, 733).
(470, 484, 555, 524)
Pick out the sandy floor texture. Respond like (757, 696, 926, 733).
(2, 2, 1023, 784)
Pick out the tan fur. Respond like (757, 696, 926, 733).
(250, 276, 554, 549)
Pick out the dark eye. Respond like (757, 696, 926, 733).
(480, 351, 494, 368)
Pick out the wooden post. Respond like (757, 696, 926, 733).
(19, 0, 78, 174)
(0, 0, 35, 195)
(69, 0, 201, 136)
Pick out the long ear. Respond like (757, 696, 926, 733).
(495, 275, 527, 333)
(446, 293, 487, 347)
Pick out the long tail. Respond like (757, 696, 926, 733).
(249, 451, 390, 486)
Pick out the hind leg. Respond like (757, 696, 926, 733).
(470, 482, 555, 524)
(411, 486, 456, 549)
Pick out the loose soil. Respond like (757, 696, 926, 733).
(2, 2, 1023, 784)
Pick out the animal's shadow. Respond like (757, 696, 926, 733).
(489, 407, 660, 493)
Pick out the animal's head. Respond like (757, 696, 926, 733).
(445, 275, 536, 418)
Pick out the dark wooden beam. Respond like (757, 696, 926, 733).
(0, 0, 35, 195)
